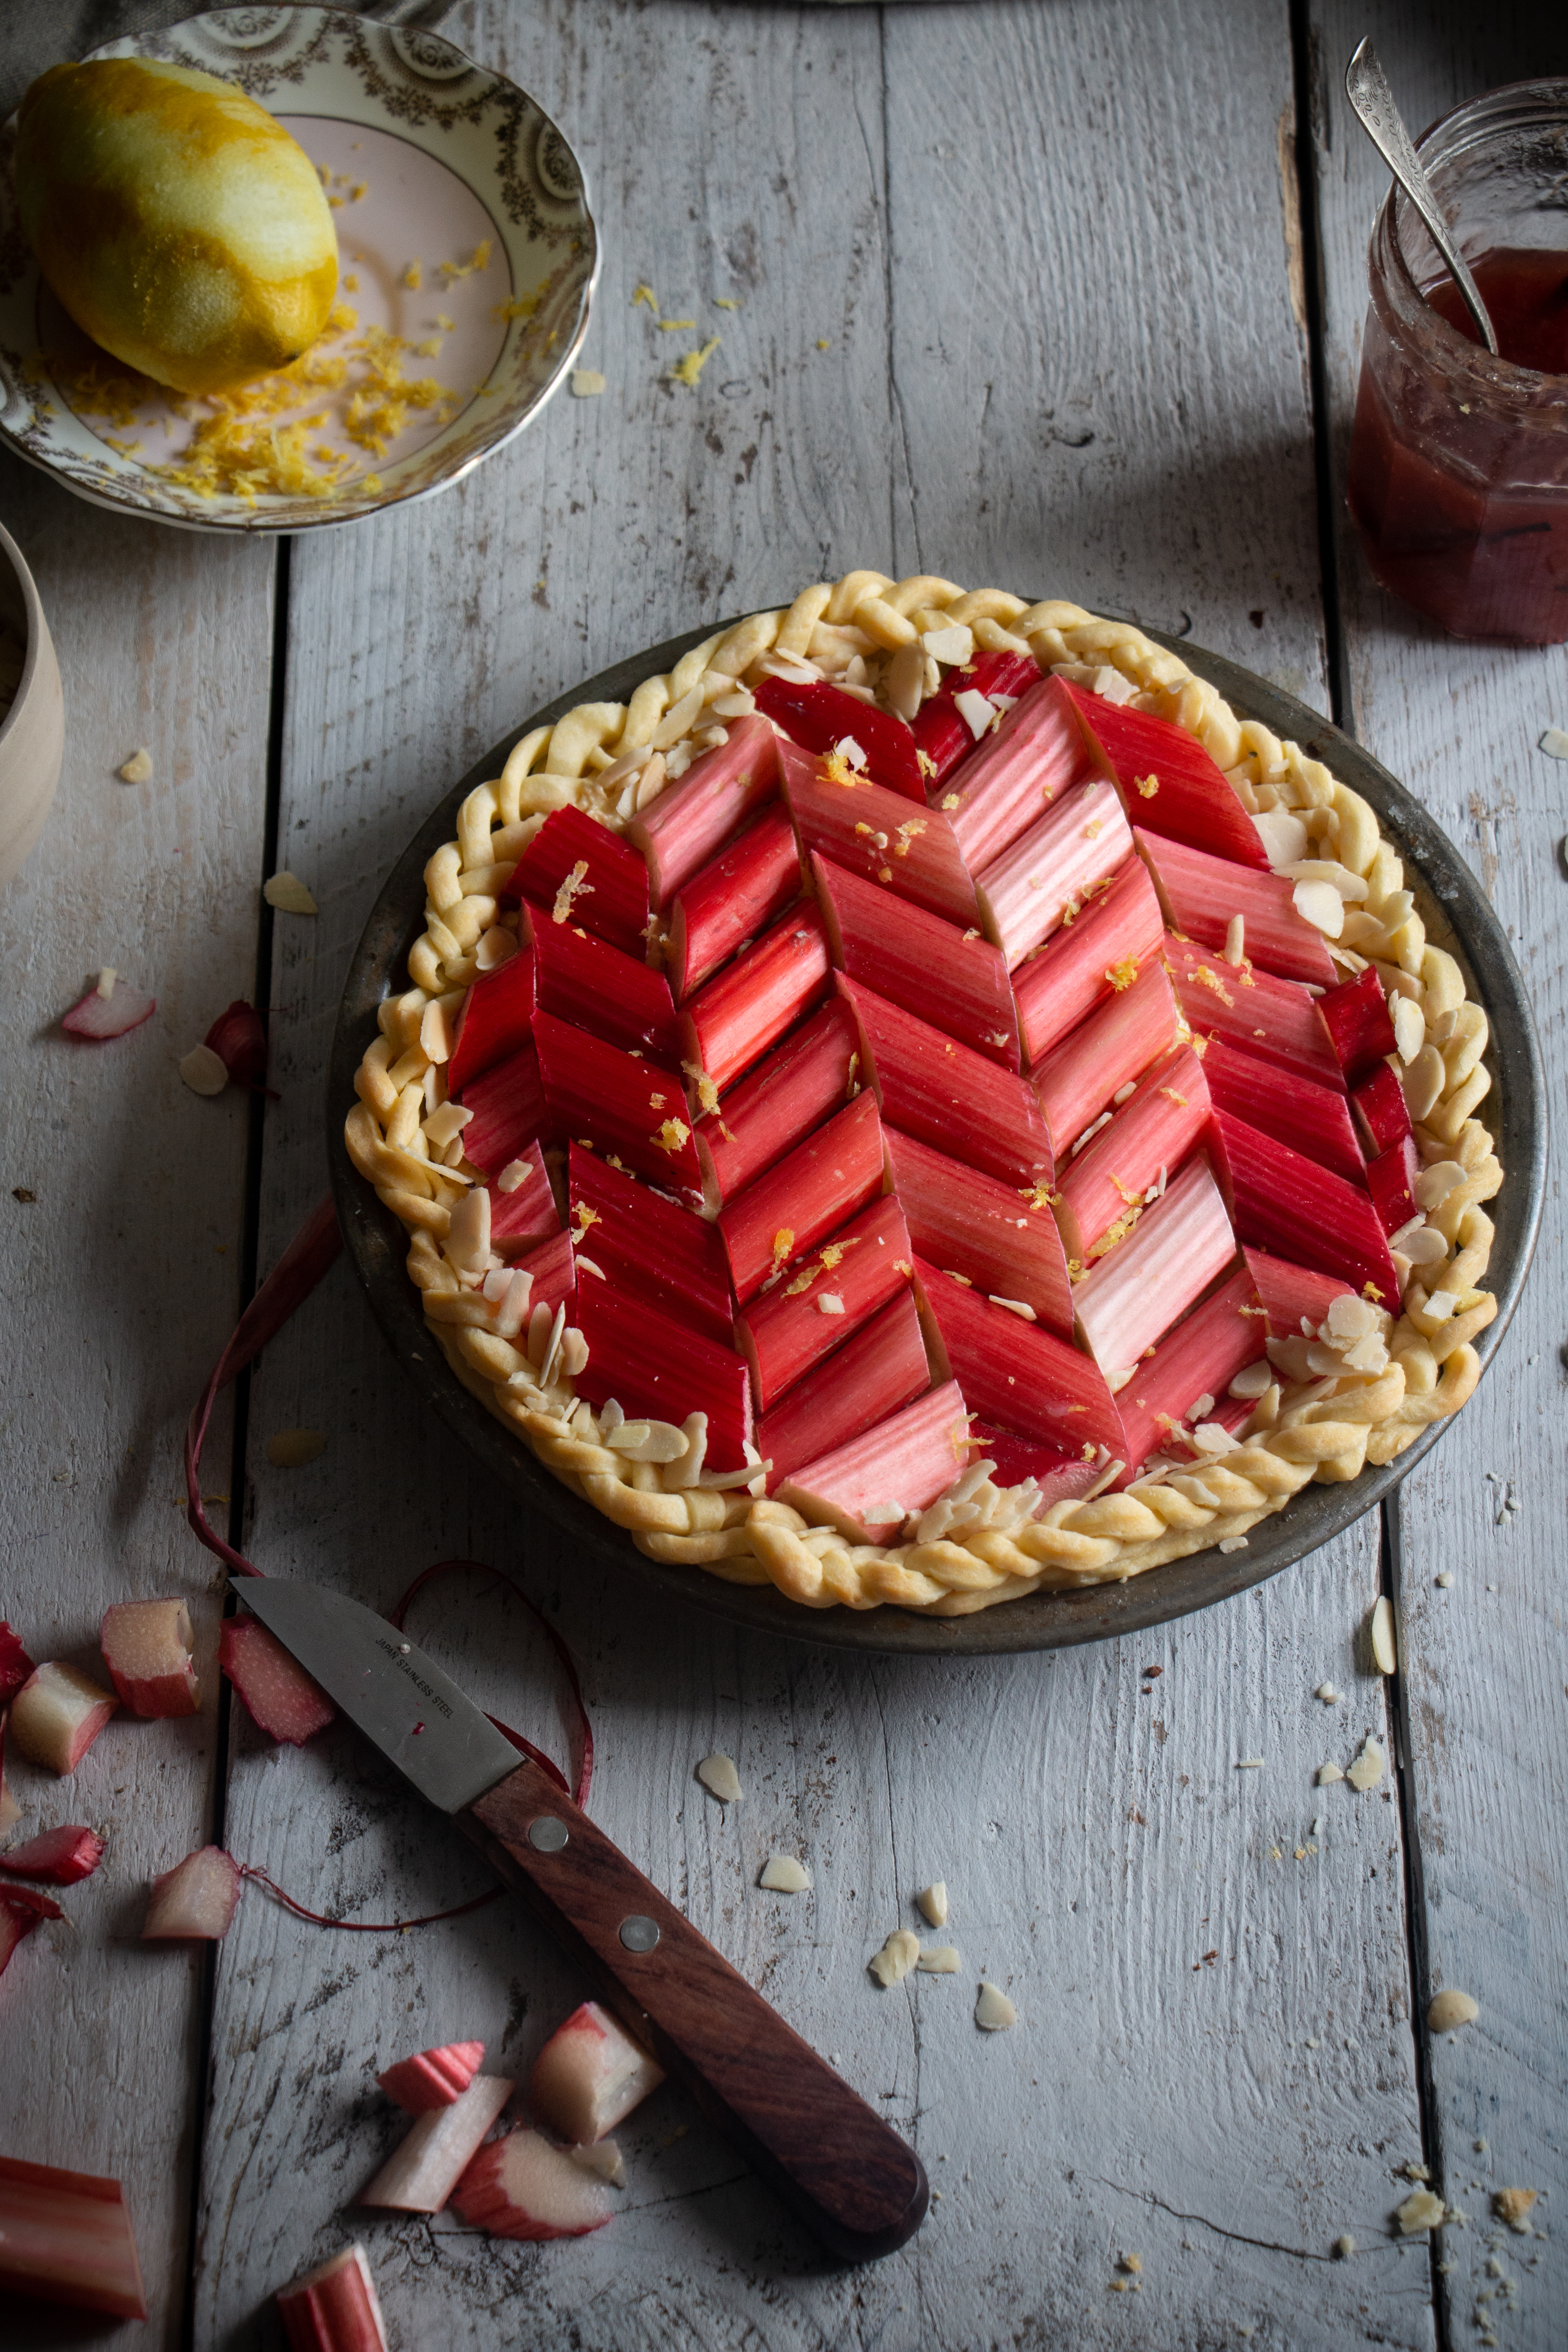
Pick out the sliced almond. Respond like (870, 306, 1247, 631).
(696, 1753, 741, 1804)
(1427, 1988, 1479, 2033)
(1396, 2187, 1446, 2235)
(975, 1980, 1016, 2031)
(759, 1855, 812, 1894)
(179, 1044, 229, 1097)
(263, 871, 318, 916)
(1369, 1596, 1397, 1676)
(916, 1880, 948, 1926)
(916, 1945, 962, 1974)
(1346, 1735, 1385, 1792)
(868, 1929, 919, 1988)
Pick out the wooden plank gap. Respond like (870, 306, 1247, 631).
(1287, 0, 1352, 731)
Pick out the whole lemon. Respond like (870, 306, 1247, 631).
(16, 58, 338, 397)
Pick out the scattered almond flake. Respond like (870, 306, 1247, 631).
(1396, 2187, 1447, 2235)
(1236, 1757, 1264, 1770)
(266, 1428, 326, 1468)
(868, 1929, 920, 1988)
(1346, 1735, 1385, 1792)
(917, 1946, 962, 1974)
(669, 335, 721, 388)
(1119, 2252, 1143, 2275)
(1392, 995, 1426, 1063)
(917, 1880, 948, 1926)
(1436, 1571, 1455, 1589)
(1224, 914, 1246, 965)
(1333, 2233, 1356, 2258)
(1317, 1762, 1344, 1785)
(816, 1292, 845, 1317)
(988, 1296, 1036, 1321)
(1369, 1596, 1397, 1675)
(1228, 1361, 1272, 1400)
(759, 1855, 812, 1894)
(954, 687, 998, 742)
(263, 871, 318, 916)
(696, 1752, 742, 1803)
(1218, 1535, 1248, 1553)
(117, 747, 153, 785)
(570, 369, 606, 397)
(179, 1044, 229, 1097)
(833, 734, 868, 772)
(1111, 1079, 1138, 1105)
(1427, 1988, 1479, 2032)
(1316, 1682, 1339, 1703)
(1494, 2187, 1537, 2230)
(1538, 726, 1568, 760)
(975, 1981, 1016, 2031)
(570, 2140, 625, 2186)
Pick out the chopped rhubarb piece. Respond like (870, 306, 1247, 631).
(0, 2156, 147, 2320)
(1134, 829, 1336, 986)
(883, 1126, 1074, 1338)
(1164, 934, 1343, 1091)
(98, 1598, 199, 1718)
(812, 852, 1020, 1069)
(1242, 1244, 1357, 1336)
(1059, 679, 1271, 869)
(204, 999, 276, 1094)
(757, 1291, 931, 1488)
(277, 2243, 389, 2352)
(1031, 959, 1180, 1155)
(943, 675, 1100, 873)
(1013, 854, 1164, 1066)
(1072, 1157, 1238, 1376)
(378, 2040, 487, 2114)
(1353, 1058, 1414, 1155)
(839, 974, 1053, 1190)
(219, 1617, 335, 1745)
(531, 2000, 666, 2144)
(1367, 1134, 1421, 1234)
(0, 1887, 64, 1979)
(0, 1623, 35, 1705)
(1317, 964, 1399, 1083)
(511, 1226, 577, 1321)
(1053, 1042, 1211, 1261)
(0, 1766, 17, 1839)
(569, 1144, 733, 1344)
(573, 1284, 753, 1468)
(975, 780, 1133, 970)
(510, 804, 651, 954)
(9, 1662, 117, 1776)
(487, 1139, 561, 1260)
(533, 1011, 703, 1202)
(667, 803, 802, 1001)
(695, 997, 860, 1207)
(1114, 1266, 1267, 1473)
(777, 1378, 971, 1544)
(916, 1263, 1126, 1461)
(738, 1193, 913, 1412)
(754, 674, 924, 802)
(629, 714, 780, 904)
(447, 946, 535, 1096)
(719, 1090, 884, 1305)
(1199, 1034, 1366, 1185)
(778, 738, 981, 926)
(142, 1845, 242, 1939)
(456, 1041, 550, 1173)
(533, 917, 680, 1060)
(60, 976, 157, 1039)
(680, 902, 832, 1093)
(1209, 1110, 1400, 1305)
(913, 649, 1041, 788)
(0, 1826, 106, 1886)
(451, 2128, 615, 2241)
(963, 1421, 1108, 1507)
(360, 2073, 514, 2213)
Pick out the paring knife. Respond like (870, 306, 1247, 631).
(234, 1578, 928, 2261)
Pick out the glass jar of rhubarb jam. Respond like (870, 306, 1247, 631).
(1346, 78, 1568, 645)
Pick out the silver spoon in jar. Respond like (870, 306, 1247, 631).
(1345, 37, 1500, 357)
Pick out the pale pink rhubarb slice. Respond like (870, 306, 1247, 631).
(882, 1125, 1074, 1339)
(377, 2040, 487, 2114)
(1209, 1110, 1400, 1306)
(219, 1617, 335, 1744)
(1242, 1243, 1357, 1336)
(487, 1140, 561, 1260)
(456, 1041, 550, 1173)
(812, 851, 1020, 1069)
(838, 974, 1053, 1191)
(1072, 1157, 1238, 1375)
(0, 2155, 148, 2320)
(695, 997, 860, 1207)
(1060, 680, 1271, 870)
(360, 2073, 514, 2214)
(680, 902, 831, 1092)
(446, 946, 535, 1096)
(9, 1662, 118, 1775)
(719, 1089, 884, 1305)
(757, 1291, 931, 1488)
(1134, 828, 1336, 986)
(0, 1826, 106, 1886)
(573, 1284, 753, 1468)
(778, 738, 980, 926)
(738, 1193, 913, 1412)
(974, 779, 1133, 970)
(943, 674, 1099, 873)
(451, 2128, 615, 2241)
(1353, 1058, 1414, 1156)
(61, 977, 157, 1039)
(666, 802, 802, 1001)
(916, 1263, 1126, 1461)
(0, 1622, 36, 1705)
(533, 918, 681, 1060)
(1113, 1265, 1267, 1473)
(0, 1887, 64, 1979)
(913, 649, 1041, 790)
(569, 1143, 733, 1344)
(533, 1011, 703, 1202)
(531, 1999, 666, 2144)
(1164, 934, 1343, 1091)
(1367, 1135, 1421, 1235)
(629, 714, 780, 904)
(963, 1421, 1109, 1507)
(1014, 854, 1164, 1066)
(776, 1378, 971, 1544)
(1198, 1034, 1366, 1185)
(754, 674, 924, 802)
(99, 1598, 199, 1718)
(1317, 964, 1398, 1083)
(142, 1845, 242, 1939)
(276, 2242, 389, 2352)
(510, 804, 651, 955)
(1052, 1041, 1211, 1262)
(1031, 959, 1180, 1155)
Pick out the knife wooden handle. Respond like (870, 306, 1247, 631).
(462, 1758, 927, 2261)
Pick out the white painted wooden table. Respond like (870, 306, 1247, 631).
(3, 4, 1563, 2346)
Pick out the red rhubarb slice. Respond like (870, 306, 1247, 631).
(1113, 1265, 1267, 1474)
(812, 851, 1020, 1069)
(754, 674, 924, 802)
(457, 1041, 550, 1174)
(719, 1090, 884, 1305)
(377, 2040, 487, 2114)
(487, 1140, 561, 1259)
(756, 1291, 931, 1488)
(447, 947, 535, 1097)
(533, 917, 681, 1060)
(776, 1378, 971, 1543)
(0, 2156, 148, 2321)
(510, 1226, 577, 1321)
(1367, 1135, 1421, 1234)
(695, 997, 860, 1207)
(1072, 1157, 1238, 1376)
(913, 649, 1041, 789)
(1134, 829, 1336, 986)
(1352, 1058, 1414, 1156)
(680, 902, 831, 1093)
(916, 1262, 1126, 1462)
(1198, 1034, 1366, 1185)
(1164, 934, 1343, 1091)
(569, 1142, 733, 1345)
(1317, 964, 1398, 1083)
(0, 1826, 106, 1886)
(1052, 1041, 1211, 1262)
(778, 738, 980, 927)
(1241, 1244, 1357, 1336)
(572, 1282, 753, 1468)
(942, 675, 1100, 873)
(838, 974, 1054, 1191)
(963, 1421, 1110, 1508)
(738, 1193, 913, 1412)
(1031, 959, 1180, 1155)
(218, 1618, 335, 1745)
(533, 1011, 702, 1202)
(276, 2243, 389, 2352)
(98, 1598, 199, 1719)
(1013, 854, 1164, 1066)
(1209, 1110, 1400, 1306)
(882, 1125, 1074, 1339)
(0, 1622, 35, 1705)
(666, 802, 802, 1001)
(510, 804, 651, 954)
(974, 779, 1133, 970)
(1060, 679, 1270, 869)
(141, 1845, 242, 1939)
(629, 714, 780, 904)
(0, 1887, 64, 1980)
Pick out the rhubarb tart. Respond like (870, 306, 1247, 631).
(347, 572, 1502, 1617)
